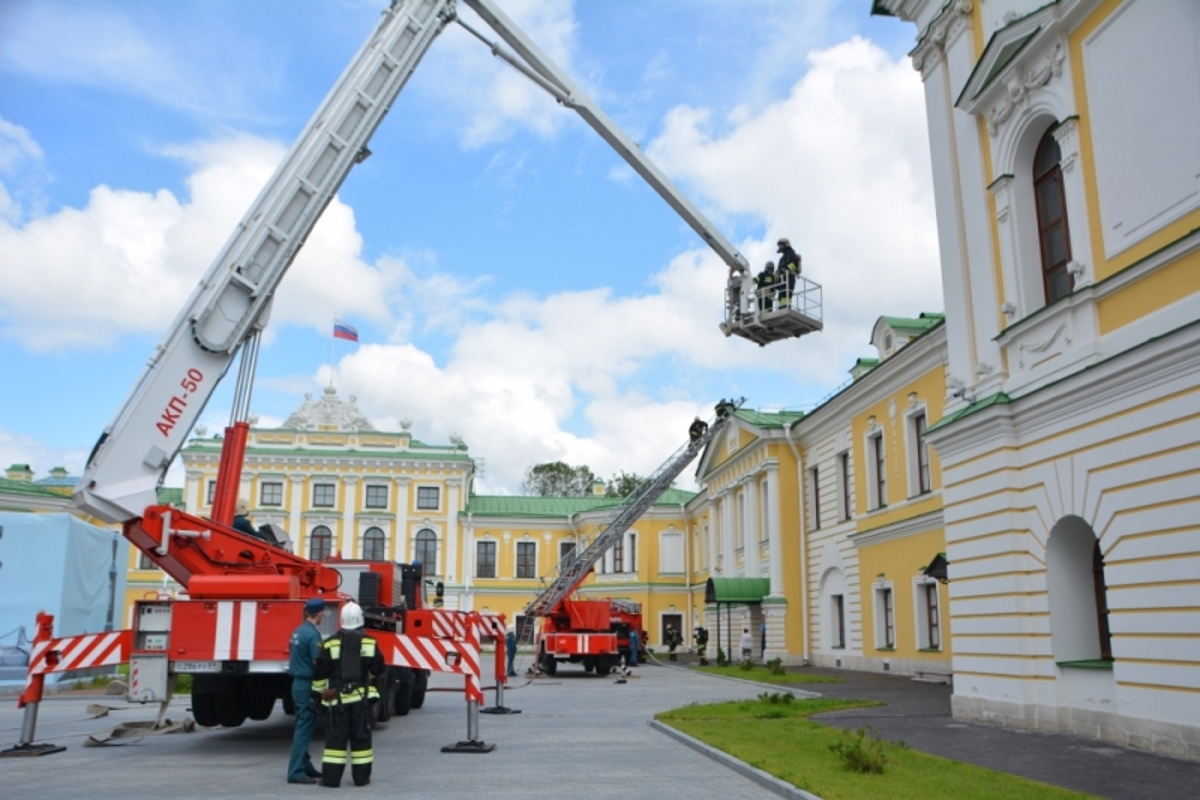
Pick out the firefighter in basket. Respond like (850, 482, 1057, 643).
(313, 602, 385, 788)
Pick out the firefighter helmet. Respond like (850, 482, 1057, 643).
(340, 601, 364, 630)
(777, 237, 791, 247)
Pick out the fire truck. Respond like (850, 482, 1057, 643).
(526, 401, 741, 676)
(8, 0, 822, 757)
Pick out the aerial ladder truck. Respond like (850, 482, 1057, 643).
(9, 0, 823, 757)
(526, 400, 742, 676)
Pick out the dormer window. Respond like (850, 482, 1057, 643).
(1034, 128, 1074, 304)
(884, 331, 894, 352)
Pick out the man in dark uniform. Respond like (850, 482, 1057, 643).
(665, 625, 682, 661)
(775, 238, 801, 309)
(694, 627, 709, 666)
(287, 597, 326, 785)
(689, 417, 708, 442)
(754, 262, 776, 312)
(313, 602, 384, 788)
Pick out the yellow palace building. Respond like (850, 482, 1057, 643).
(876, 0, 1200, 758)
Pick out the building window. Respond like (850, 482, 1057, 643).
(1034, 127, 1074, 304)
(559, 541, 576, 567)
(206, 480, 217, 505)
(138, 552, 157, 570)
(414, 529, 437, 574)
(416, 486, 439, 510)
(627, 533, 636, 573)
(611, 536, 624, 574)
(869, 432, 887, 510)
(876, 586, 895, 649)
(809, 466, 821, 529)
(516, 541, 536, 579)
(476, 540, 496, 578)
(911, 412, 931, 496)
(365, 484, 388, 509)
(924, 583, 941, 650)
(839, 452, 852, 520)
(260, 481, 283, 507)
(313, 483, 336, 508)
(1093, 541, 1113, 660)
(362, 527, 386, 562)
(1047, 517, 1114, 664)
(309, 526, 333, 561)
(832, 595, 845, 648)
(736, 493, 745, 549)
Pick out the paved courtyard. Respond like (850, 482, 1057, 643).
(0, 665, 782, 799)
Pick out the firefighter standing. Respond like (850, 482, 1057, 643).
(665, 625, 683, 661)
(313, 602, 384, 788)
(776, 237, 801, 308)
(694, 627, 709, 666)
(286, 597, 326, 785)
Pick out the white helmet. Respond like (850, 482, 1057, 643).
(340, 602, 364, 630)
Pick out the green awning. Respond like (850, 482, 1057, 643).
(705, 577, 770, 604)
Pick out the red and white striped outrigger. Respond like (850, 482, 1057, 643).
(2, 607, 507, 757)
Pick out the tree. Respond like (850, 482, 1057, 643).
(606, 471, 648, 498)
(521, 462, 599, 497)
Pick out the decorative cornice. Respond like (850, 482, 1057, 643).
(910, 1, 974, 76)
(984, 41, 1065, 138)
(851, 508, 945, 549)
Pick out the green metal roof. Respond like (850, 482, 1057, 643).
(883, 312, 945, 334)
(157, 487, 185, 508)
(0, 477, 67, 499)
(732, 409, 804, 429)
(705, 577, 771, 603)
(925, 391, 1012, 434)
(465, 487, 697, 518)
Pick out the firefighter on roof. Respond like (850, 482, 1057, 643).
(313, 602, 384, 788)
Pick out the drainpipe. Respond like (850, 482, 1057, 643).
(784, 423, 811, 665)
(463, 512, 473, 605)
(680, 502, 692, 639)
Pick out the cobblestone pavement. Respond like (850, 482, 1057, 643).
(0, 664, 782, 800)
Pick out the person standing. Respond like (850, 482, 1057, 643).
(313, 602, 384, 788)
(233, 498, 264, 540)
(754, 262, 776, 312)
(287, 597, 326, 785)
(760, 619, 768, 656)
(776, 237, 801, 309)
(628, 627, 640, 668)
(739, 627, 753, 661)
(505, 624, 518, 677)
(694, 627, 709, 666)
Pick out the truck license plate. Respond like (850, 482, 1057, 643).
(174, 660, 221, 673)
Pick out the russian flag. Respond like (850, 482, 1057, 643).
(333, 320, 359, 342)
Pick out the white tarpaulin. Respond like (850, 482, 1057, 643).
(0, 513, 128, 683)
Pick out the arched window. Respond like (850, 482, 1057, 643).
(1034, 128, 1073, 304)
(1047, 516, 1113, 663)
(415, 529, 437, 575)
(362, 527, 386, 562)
(309, 525, 333, 562)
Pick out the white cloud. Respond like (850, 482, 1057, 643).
(0, 118, 43, 174)
(430, 0, 583, 149)
(0, 426, 87, 481)
(0, 135, 399, 349)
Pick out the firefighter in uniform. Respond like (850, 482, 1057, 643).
(286, 597, 326, 784)
(313, 602, 384, 788)
(694, 627, 710, 666)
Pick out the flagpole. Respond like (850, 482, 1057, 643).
(330, 313, 336, 388)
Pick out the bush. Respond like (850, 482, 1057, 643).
(766, 657, 786, 676)
(716, 648, 728, 667)
(739, 658, 756, 671)
(829, 726, 888, 774)
(756, 691, 795, 705)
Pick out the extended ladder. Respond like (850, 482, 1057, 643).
(524, 399, 744, 618)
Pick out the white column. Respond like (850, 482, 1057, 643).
(743, 477, 761, 579)
(185, 470, 202, 513)
(445, 478, 462, 583)
(288, 473, 306, 555)
(340, 476, 359, 558)
(239, 469, 253, 509)
(724, 491, 738, 575)
(766, 467, 784, 598)
(394, 477, 411, 562)
(462, 513, 474, 611)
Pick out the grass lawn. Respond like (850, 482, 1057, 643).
(694, 664, 843, 684)
(657, 697, 1096, 800)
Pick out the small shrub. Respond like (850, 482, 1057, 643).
(766, 657, 786, 676)
(716, 648, 728, 667)
(756, 691, 795, 705)
(829, 726, 888, 774)
(739, 658, 755, 671)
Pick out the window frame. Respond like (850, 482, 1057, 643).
(364, 484, 389, 510)
(1033, 127, 1074, 304)
(309, 525, 333, 562)
(831, 594, 845, 649)
(312, 483, 336, 508)
(516, 540, 537, 579)
(361, 526, 386, 562)
(809, 465, 821, 530)
(416, 486, 440, 511)
(867, 431, 887, 510)
(260, 481, 283, 507)
(875, 584, 895, 649)
(206, 480, 217, 505)
(414, 529, 438, 575)
(838, 451, 852, 521)
(475, 539, 497, 579)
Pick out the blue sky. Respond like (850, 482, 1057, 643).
(0, 0, 938, 493)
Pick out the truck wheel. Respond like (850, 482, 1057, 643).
(394, 671, 413, 717)
(245, 693, 276, 721)
(215, 691, 247, 728)
(542, 654, 558, 676)
(191, 690, 218, 727)
(410, 670, 429, 709)
(582, 658, 595, 673)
